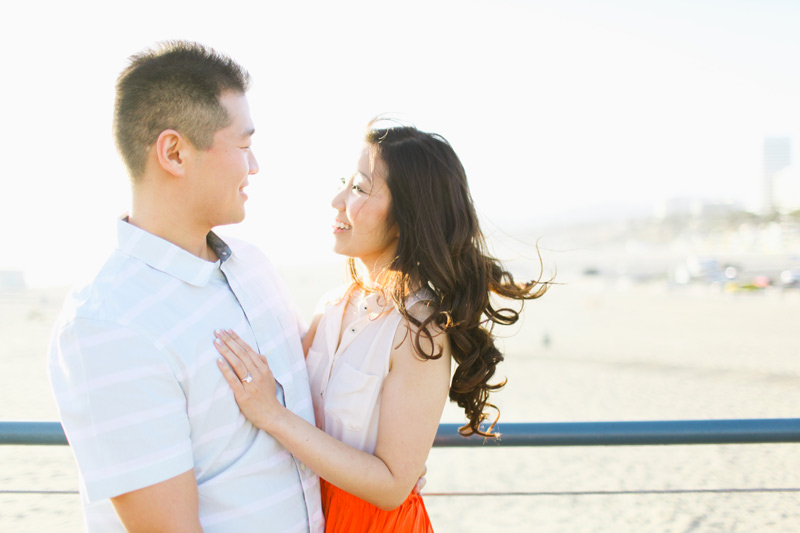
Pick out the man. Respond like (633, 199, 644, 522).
(48, 41, 323, 532)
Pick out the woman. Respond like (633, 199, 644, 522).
(214, 123, 548, 531)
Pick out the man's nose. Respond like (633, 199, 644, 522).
(248, 150, 259, 175)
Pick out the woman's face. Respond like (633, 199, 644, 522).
(331, 145, 399, 271)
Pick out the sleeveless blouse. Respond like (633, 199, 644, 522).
(306, 287, 436, 532)
(306, 289, 424, 454)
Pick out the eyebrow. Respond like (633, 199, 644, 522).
(355, 170, 371, 182)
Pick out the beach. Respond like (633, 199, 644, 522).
(1, 265, 799, 532)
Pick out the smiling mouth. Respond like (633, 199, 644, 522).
(334, 220, 352, 230)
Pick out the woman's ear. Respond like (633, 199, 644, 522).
(154, 129, 186, 177)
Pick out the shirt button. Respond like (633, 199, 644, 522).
(299, 463, 307, 471)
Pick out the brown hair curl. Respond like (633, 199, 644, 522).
(352, 123, 549, 438)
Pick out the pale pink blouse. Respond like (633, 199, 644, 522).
(305, 289, 426, 454)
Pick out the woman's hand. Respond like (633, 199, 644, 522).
(214, 329, 283, 432)
(413, 464, 427, 494)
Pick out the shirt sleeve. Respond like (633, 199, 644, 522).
(48, 318, 194, 501)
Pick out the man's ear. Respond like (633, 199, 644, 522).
(155, 129, 187, 177)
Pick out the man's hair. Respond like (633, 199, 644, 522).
(114, 40, 251, 179)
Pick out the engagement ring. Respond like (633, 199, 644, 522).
(242, 373, 253, 383)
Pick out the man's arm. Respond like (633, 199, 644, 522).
(110, 469, 202, 533)
(48, 318, 195, 519)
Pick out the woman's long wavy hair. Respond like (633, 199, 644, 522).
(348, 123, 549, 438)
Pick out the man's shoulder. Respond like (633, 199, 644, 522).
(58, 250, 151, 326)
(223, 236, 280, 277)
(224, 235, 268, 260)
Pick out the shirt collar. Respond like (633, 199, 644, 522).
(116, 218, 233, 287)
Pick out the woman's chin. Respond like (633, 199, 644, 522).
(331, 243, 350, 258)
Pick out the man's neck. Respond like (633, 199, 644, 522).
(128, 200, 217, 263)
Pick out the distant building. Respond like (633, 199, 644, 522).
(0, 270, 26, 289)
(762, 137, 792, 214)
(654, 196, 701, 219)
(654, 196, 743, 220)
(773, 166, 800, 214)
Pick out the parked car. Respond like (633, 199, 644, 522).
(779, 269, 800, 289)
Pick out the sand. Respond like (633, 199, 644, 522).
(1, 267, 799, 532)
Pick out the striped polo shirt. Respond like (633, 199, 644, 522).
(48, 219, 324, 532)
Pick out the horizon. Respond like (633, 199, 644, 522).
(2, 0, 799, 287)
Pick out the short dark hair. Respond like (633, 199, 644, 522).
(113, 40, 251, 179)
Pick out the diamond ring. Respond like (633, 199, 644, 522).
(242, 373, 253, 383)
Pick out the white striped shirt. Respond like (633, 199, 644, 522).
(48, 219, 323, 532)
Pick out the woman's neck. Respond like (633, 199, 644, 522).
(354, 260, 391, 292)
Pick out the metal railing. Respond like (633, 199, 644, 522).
(2, 419, 799, 499)
(434, 418, 800, 446)
(2, 418, 800, 447)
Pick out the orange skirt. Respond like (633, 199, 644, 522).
(320, 478, 434, 532)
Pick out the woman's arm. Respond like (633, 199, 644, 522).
(301, 313, 323, 357)
(214, 322, 450, 510)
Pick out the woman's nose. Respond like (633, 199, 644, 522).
(331, 183, 346, 210)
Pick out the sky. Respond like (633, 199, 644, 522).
(1, 0, 799, 286)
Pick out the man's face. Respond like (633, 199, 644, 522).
(187, 92, 258, 228)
